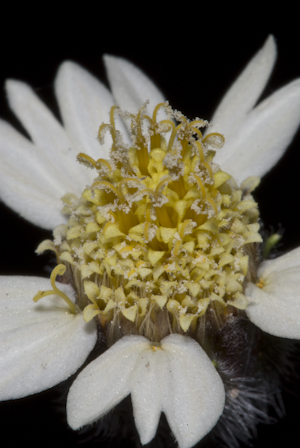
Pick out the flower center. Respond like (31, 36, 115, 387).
(37, 102, 262, 343)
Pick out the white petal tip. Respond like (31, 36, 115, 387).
(5, 79, 29, 101)
(66, 336, 149, 430)
(160, 335, 225, 448)
(264, 34, 276, 54)
(5, 78, 16, 91)
(55, 60, 86, 83)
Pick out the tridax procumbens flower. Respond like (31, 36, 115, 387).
(1, 35, 300, 448)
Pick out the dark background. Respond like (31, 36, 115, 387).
(1, 5, 300, 448)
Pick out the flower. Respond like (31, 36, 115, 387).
(1, 35, 300, 448)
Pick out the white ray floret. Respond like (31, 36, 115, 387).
(54, 61, 130, 161)
(5, 79, 89, 193)
(0, 276, 97, 400)
(67, 334, 225, 448)
(0, 118, 69, 229)
(214, 78, 300, 184)
(208, 35, 300, 184)
(246, 247, 300, 338)
(209, 35, 277, 141)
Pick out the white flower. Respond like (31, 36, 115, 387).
(1, 35, 300, 448)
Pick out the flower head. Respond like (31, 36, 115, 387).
(44, 101, 261, 343)
(1, 35, 300, 448)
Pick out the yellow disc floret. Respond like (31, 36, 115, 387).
(37, 102, 262, 340)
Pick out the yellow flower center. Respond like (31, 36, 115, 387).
(37, 102, 262, 342)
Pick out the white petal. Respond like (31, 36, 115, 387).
(67, 334, 225, 448)
(55, 61, 130, 161)
(130, 345, 166, 444)
(210, 35, 276, 140)
(161, 335, 225, 448)
(0, 119, 68, 229)
(216, 78, 300, 184)
(0, 276, 97, 400)
(246, 247, 300, 338)
(67, 335, 149, 430)
(2, 78, 97, 229)
(104, 54, 166, 117)
(5, 79, 89, 193)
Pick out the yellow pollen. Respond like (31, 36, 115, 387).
(152, 345, 162, 351)
(256, 279, 265, 289)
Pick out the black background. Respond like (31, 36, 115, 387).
(1, 5, 300, 448)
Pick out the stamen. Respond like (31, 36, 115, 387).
(118, 178, 142, 195)
(188, 119, 208, 129)
(77, 153, 98, 169)
(202, 132, 225, 148)
(152, 102, 170, 123)
(96, 158, 112, 172)
(190, 127, 203, 140)
(167, 122, 183, 152)
(202, 161, 214, 181)
(202, 197, 218, 215)
(33, 264, 76, 314)
(179, 220, 194, 239)
(193, 174, 206, 198)
(145, 202, 152, 222)
(92, 181, 122, 200)
(98, 106, 124, 156)
(155, 176, 172, 194)
(193, 140, 205, 162)
(134, 107, 149, 175)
